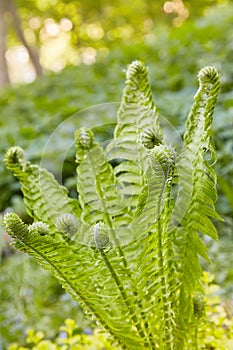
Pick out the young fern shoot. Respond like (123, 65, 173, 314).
(3, 61, 220, 349)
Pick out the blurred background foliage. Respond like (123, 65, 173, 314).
(0, 0, 230, 84)
(0, 0, 233, 348)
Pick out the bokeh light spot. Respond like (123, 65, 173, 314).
(60, 18, 73, 32)
(86, 23, 104, 40)
(163, 1, 175, 13)
(45, 18, 60, 37)
(80, 47, 96, 65)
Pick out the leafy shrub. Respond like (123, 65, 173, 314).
(8, 318, 116, 350)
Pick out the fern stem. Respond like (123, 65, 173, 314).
(156, 168, 175, 350)
(94, 179, 157, 347)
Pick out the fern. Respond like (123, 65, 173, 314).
(106, 61, 164, 210)
(5, 146, 80, 227)
(3, 61, 221, 349)
(172, 66, 221, 348)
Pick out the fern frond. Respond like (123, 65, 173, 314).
(115, 60, 162, 139)
(184, 66, 220, 153)
(106, 61, 164, 209)
(129, 142, 178, 349)
(3, 213, 146, 349)
(173, 66, 221, 343)
(5, 147, 80, 227)
(75, 130, 157, 347)
(75, 128, 127, 228)
(179, 66, 220, 241)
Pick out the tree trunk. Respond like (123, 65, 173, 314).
(7, 0, 43, 77)
(0, 0, 10, 87)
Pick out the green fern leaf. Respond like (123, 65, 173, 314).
(106, 61, 164, 210)
(75, 128, 127, 228)
(5, 147, 80, 227)
(173, 67, 221, 341)
(3, 212, 147, 349)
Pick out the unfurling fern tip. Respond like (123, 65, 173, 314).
(28, 222, 49, 236)
(56, 214, 78, 237)
(4, 146, 26, 171)
(74, 127, 94, 150)
(141, 127, 162, 149)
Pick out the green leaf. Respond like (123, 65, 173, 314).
(5, 147, 80, 227)
(106, 61, 164, 210)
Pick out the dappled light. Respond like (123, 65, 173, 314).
(0, 0, 230, 84)
(5, 46, 36, 83)
(44, 18, 60, 37)
(79, 47, 97, 65)
(86, 22, 104, 41)
(163, 0, 190, 25)
(60, 17, 73, 32)
(28, 16, 41, 29)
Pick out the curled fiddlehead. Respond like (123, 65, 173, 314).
(140, 127, 162, 149)
(93, 223, 110, 250)
(198, 66, 220, 87)
(3, 212, 28, 239)
(150, 144, 176, 175)
(56, 214, 78, 238)
(141, 126, 176, 176)
(28, 222, 49, 236)
(75, 127, 95, 165)
(75, 127, 94, 150)
(5, 146, 26, 172)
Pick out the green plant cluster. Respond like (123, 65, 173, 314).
(3, 59, 222, 349)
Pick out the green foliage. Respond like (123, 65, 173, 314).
(0, 64, 119, 213)
(9, 318, 116, 350)
(0, 253, 89, 347)
(7, 275, 233, 349)
(12, 0, 230, 58)
(198, 272, 233, 350)
(3, 61, 221, 349)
